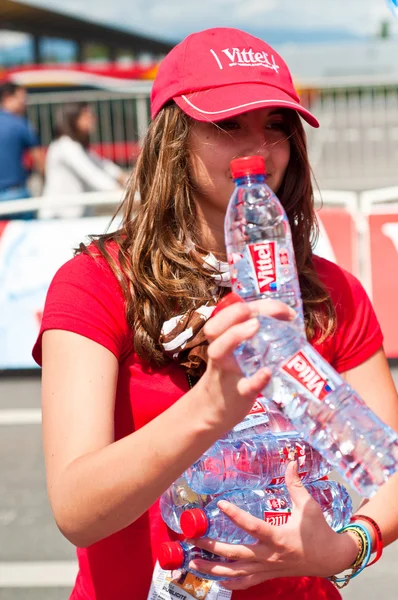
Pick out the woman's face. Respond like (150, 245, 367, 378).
(75, 106, 96, 134)
(187, 107, 291, 224)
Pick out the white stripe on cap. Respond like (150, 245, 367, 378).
(180, 95, 313, 118)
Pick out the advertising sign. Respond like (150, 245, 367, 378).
(0, 216, 111, 369)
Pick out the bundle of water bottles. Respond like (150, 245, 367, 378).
(157, 155, 398, 581)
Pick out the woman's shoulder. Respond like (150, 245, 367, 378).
(52, 242, 121, 291)
(312, 255, 383, 372)
(33, 241, 129, 365)
(48, 135, 82, 153)
(312, 254, 363, 302)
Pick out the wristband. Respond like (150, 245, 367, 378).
(328, 523, 372, 589)
(350, 514, 383, 567)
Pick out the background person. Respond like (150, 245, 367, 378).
(40, 102, 127, 218)
(33, 27, 398, 600)
(0, 81, 44, 219)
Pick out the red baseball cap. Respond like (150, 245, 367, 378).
(151, 27, 319, 128)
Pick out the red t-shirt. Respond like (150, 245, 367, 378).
(32, 251, 383, 600)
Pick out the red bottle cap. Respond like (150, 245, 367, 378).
(158, 541, 184, 570)
(180, 508, 209, 538)
(212, 292, 244, 317)
(230, 155, 266, 179)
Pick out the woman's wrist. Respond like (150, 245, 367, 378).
(330, 530, 362, 575)
(188, 368, 235, 433)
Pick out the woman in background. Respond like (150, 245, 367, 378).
(41, 102, 127, 218)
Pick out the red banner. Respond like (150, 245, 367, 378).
(315, 208, 358, 276)
(368, 213, 398, 357)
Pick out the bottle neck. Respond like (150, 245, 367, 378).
(234, 174, 266, 185)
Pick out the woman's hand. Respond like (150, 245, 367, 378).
(197, 294, 296, 433)
(186, 462, 360, 590)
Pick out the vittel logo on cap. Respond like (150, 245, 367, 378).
(210, 47, 280, 73)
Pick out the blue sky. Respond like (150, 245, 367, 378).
(9, 0, 398, 43)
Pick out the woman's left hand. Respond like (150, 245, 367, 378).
(186, 462, 359, 590)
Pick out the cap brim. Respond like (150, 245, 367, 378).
(173, 82, 319, 128)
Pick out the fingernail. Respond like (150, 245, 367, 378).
(217, 500, 229, 510)
(288, 308, 297, 320)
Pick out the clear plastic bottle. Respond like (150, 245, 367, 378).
(159, 477, 214, 533)
(180, 480, 352, 544)
(185, 433, 330, 494)
(224, 156, 398, 497)
(225, 155, 305, 332)
(158, 541, 229, 581)
(234, 315, 398, 497)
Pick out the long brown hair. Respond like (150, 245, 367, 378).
(53, 102, 91, 148)
(79, 103, 336, 365)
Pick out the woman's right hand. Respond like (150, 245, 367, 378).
(198, 294, 297, 433)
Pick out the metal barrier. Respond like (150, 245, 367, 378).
(27, 86, 152, 166)
(0, 190, 123, 217)
(26, 78, 398, 188)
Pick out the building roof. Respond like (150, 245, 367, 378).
(1, 0, 175, 56)
(278, 39, 398, 87)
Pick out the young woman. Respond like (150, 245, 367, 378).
(41, 102, 126, 218)
(33, 27, 398, 600)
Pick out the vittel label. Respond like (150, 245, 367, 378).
(270, 476, 285, 485)
(281, 350, 333, 400)
(247, 241, 277, 293)
(248, 398, 266, 415)
(264, 511, 290, 526)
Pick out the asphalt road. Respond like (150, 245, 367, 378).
(1, 369, 398, 600)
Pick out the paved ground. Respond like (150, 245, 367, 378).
(1, 369, 397, 600)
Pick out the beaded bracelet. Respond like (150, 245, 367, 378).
(328, 523, 372, 589)
(350, 514, 383, 567)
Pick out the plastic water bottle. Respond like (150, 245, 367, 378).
(224, 156, 398, 497)
(180, 480, 352, 544)
(225, 155, 304, 332)
(184, 433, 330, 494)
(158, 541, 229, 581)
(223, 394, 296, 440)
(234, 314, 398, 497)
(159, 477, 214, 533)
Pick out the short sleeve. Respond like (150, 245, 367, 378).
(314, 257, 383, 373)
(32, 250, 131, 366)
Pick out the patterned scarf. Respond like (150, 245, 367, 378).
(159, 253, 231, 378)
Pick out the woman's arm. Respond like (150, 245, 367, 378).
(90, 152, 127, 186)
(41, 300, 290, 548)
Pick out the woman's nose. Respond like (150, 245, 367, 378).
(243, 129, 272, 159)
